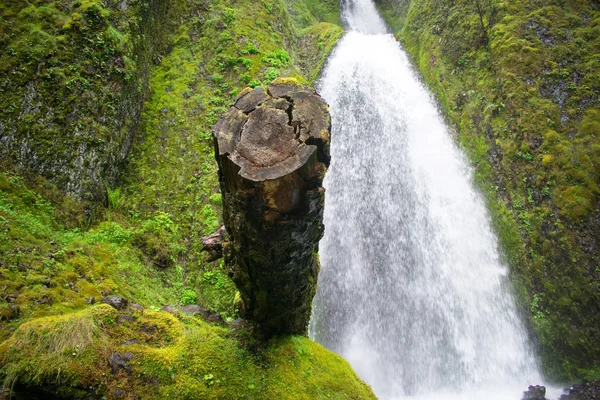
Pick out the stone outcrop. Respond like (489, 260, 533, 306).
(213, 78, 330, 337)
(522, 385, 547, 400)
(0, 0, 173, 209)
(560, 381, 600, 400)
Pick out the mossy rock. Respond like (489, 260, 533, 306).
(1, 305, 376, 399)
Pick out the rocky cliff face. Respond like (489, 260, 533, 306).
(375, 0, 600, 380)
(0, 0, 176, 210)
(214, 80, 330, 337)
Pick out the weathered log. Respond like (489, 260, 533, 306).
(200, 225, 226, 261)
(213, 78, 330, 337)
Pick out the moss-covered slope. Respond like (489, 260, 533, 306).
(1, 304, 374, 399)
(0, 0, 367, 397)
(375, 0, 600, 380)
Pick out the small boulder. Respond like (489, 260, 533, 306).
(101, 296, 128, 310)
(523, 385, 546, 400)
(228, 319, 246, 329)
(110, 352, 134, 374)
(118, 314, 136, 324)
(160, 305, 178, 314)
(140, 322, 157, 334)
(110, 388, 127, 397)
(179, 304, 202, 315)
(179, 304, 224, 323)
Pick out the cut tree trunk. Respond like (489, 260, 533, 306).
(213, 78, 331, 337)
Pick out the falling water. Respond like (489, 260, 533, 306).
(309, 0, 546, 399)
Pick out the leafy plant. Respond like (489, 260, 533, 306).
(107, 186, 123, 210)
(181, 289, 197, 305)
(264, 67, 279, 82)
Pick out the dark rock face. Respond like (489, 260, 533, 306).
(0, 1, 174, 209)
(213, 79, 331, 337)
(523, 385, 547, 400)
(560, 381, 600, 400)
(179, 304, 224, 324)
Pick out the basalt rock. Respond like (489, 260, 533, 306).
(213, 78, 331, 338)
(100, 295, 128, 311)
(523, 385, 547, 400)
(560, 381, 600, 400)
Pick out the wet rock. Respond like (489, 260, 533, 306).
(110, 352, 134, 374)
(540, 79, 568, 108)
(203, 312, 224, 324)
(180, 304, 224, 323)
(118, 314, 136, 324)
(86, 297, 96, 304)
(101, 296, 128, 310)
(129, 303, 144, 311)
(522, 385, 546, 400)
(213, 78, 330, 337)
(123, 339, 140, 346)
(160, 305, 178, 314)
(34, 293, 53, 305)
(526, 20, 553, 46)
(179, 304, 202, 315)
(228, 319, 247, 329)
(560, 380, 600, 400)
(139, 322, 157, 334)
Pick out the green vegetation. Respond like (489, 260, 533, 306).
(0, 0, 358, 397)
(375, 0, 600, 380)
(1, 304, 374, 399)
(0, 170, 227, 340)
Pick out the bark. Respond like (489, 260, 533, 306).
(213, 80, 331, 337)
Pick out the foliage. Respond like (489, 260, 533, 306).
(181, 289, 197, 305)
(376, 0, 600, 380)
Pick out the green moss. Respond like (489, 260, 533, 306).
(0, 169, 223, 340)
(1, 304, 117, 389)
(271, 77, 301, 86)
(2, 305, 375, 399)
(0, 0, 358, 396)
(298, 22, 344, 81)
(1, 0, 194, 218)
(376, 0, 600, 380)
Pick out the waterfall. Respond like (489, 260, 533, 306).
(309, 1, 546, 398)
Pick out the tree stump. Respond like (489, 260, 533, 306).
(213, 78, 331, 337)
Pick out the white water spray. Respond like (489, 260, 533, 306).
(310, 1, 548, 399)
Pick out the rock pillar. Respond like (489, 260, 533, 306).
(213, 78, 330, 337)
